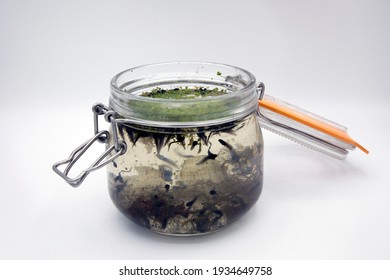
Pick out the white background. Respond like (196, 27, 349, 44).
(1, 0, 389, 260)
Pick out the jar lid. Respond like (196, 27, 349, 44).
(257, 90, 369, 159)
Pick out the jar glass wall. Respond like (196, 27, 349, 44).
(107, 62, 263, 235)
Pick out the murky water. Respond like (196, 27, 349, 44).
(107, 114, 263, 235)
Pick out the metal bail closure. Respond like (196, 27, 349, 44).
(52, 103, 127, 187)
(256, 83, 368, 159)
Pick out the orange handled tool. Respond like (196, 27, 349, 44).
(259, 98, 368, 154)
(257, 94, 368, 158)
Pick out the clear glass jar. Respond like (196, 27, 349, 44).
(107, 62, 263, 235)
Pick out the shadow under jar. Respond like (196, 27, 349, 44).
(107, 62, 264, 235)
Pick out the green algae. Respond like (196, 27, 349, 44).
(140, 87, 227, 99)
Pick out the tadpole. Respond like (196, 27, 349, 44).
(197, 132, 208, 145)
(218, 138, 239, 162)
(157, 154, 178, 168)
(168, 134, 186, 151)
(197, 146, 218, 165)
(185, 196, 198, 208)
(190, 140, 199, 151)
(218, 139, 232, 150)
(154, 134, 171, 154)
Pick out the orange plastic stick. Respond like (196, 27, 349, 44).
(259, 99, 369, 154)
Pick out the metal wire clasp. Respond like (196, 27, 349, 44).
(52, 103, 127, 187)
(256, 82, 265, 100)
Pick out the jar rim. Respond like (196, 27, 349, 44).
(109, 61, 258, 128)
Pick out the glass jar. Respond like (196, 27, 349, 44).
(107, 62, 263, 235)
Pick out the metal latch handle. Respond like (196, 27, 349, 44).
(52, 104, 127, 187)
